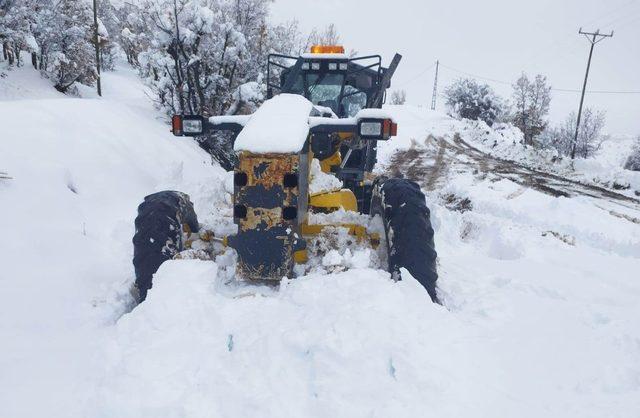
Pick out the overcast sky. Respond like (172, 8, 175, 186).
(270, 0, 640, 136)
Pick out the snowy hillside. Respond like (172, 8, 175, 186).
(1, 64, 640, 418)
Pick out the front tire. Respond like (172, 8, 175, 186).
(371, 178, 439, 302)
(132, 191, 199, 302)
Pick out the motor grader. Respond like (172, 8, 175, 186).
(132, 45, 438, 303)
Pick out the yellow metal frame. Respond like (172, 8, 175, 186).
(294, 222, 380, 264)
(309, 189, 357, 212)
(319, 150, 342, 173)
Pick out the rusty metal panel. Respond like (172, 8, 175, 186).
(231, 151, 308, 281)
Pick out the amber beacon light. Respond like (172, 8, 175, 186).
(310, 45, 345, 54)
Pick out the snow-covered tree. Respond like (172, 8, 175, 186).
(1, 0, 99, 92)
(114, 2, 150, 67)
(624, 136, 640, 171)
(133, 0, 268, 116)
(0, 0, 41, 67)
(96, 0, 119, 71)
(512, 73, 551, 146)
(444, 78, 504, 126)
(540, 108, 607, 158)
(45, 0, 97, 92)
(120, 0, 307, 166)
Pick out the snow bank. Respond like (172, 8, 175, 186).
(0, 63, 226, 418)
(0, 61, 64, 100)
(377, 105, 640, 196)
(95, 260, 447, 418)
(233, 94, 313, 153)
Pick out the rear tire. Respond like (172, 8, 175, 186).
(371, 178, 439, 302)
(132, 191, 199, 302)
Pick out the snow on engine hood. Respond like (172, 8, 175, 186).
(233, 94, 314, 154)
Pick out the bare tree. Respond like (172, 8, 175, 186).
(512, 73, 552, 146)
(390, 90, 406, 105)
(305, 23, 340, 49)
(540, 107, 607, 158)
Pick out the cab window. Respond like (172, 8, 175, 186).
(341, 86, 367, 117)
(306, 73, 345, 112)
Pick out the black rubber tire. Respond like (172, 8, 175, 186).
(132, 191, 199, 302)
(371, 178, 439, 303)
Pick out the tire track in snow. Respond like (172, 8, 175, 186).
(390, 133, 640, 211)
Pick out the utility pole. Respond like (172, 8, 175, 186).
(92, 0, 102, 97)
(431, 60, 439, 110)
(571, 28, 612, 159)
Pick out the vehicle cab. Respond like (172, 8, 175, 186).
(267, 45, 390, 118)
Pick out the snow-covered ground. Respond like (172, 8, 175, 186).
(1, 65, 639, 418)
(393, 106, 640, 196)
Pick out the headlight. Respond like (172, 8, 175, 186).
(301, 62, 310, 70)
(182, 118, 203, 134)
(339, 62, 348, 71)
(172, 115, 205, 136)
(311, 62, 320, 70)
(357, 118, 397, 140)
(328, 62, 338, 70)
(360, 121, 382, 137)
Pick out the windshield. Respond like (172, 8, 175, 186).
(279, 71, 369, 117)
(341, 85, 367, 117)
(306, 73, 344, 113)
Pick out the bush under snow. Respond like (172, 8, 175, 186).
(624, 136, 640, 171)
(444, 78, 505, 127)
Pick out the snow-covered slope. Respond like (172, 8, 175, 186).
(0, 63, 226, 417)
(1, 69, 639, 418)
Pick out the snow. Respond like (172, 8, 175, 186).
(308, 109, 395, 130)
(309, 158, 343, 194)
(355, 107, 396, 122)
(377, 105, 640, 197)
(209, 114, 252, 126)
(0, 62, 225, 418)
(233, 81, 262, 103)
(1, 66, 640, 418)
(312, 104, 337, 118)
(0, 61, 64, 100)
(233, 93, 313, 153)
(308, 116, 357, 127)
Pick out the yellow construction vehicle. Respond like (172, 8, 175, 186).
(132, 45, 439, 303)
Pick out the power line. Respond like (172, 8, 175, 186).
(393, 60, 640, 96)
(582, 0, 638, 28)
(594, 3, 640, 29)
(439, 62, 640, 94)
(610, 12, 640, 31)
(439, 63, 511, 85)
(395, 62, 436, 88)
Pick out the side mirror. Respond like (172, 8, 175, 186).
(357, 118, 397, 141)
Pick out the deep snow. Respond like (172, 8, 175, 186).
(1, 64, 639, 418)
